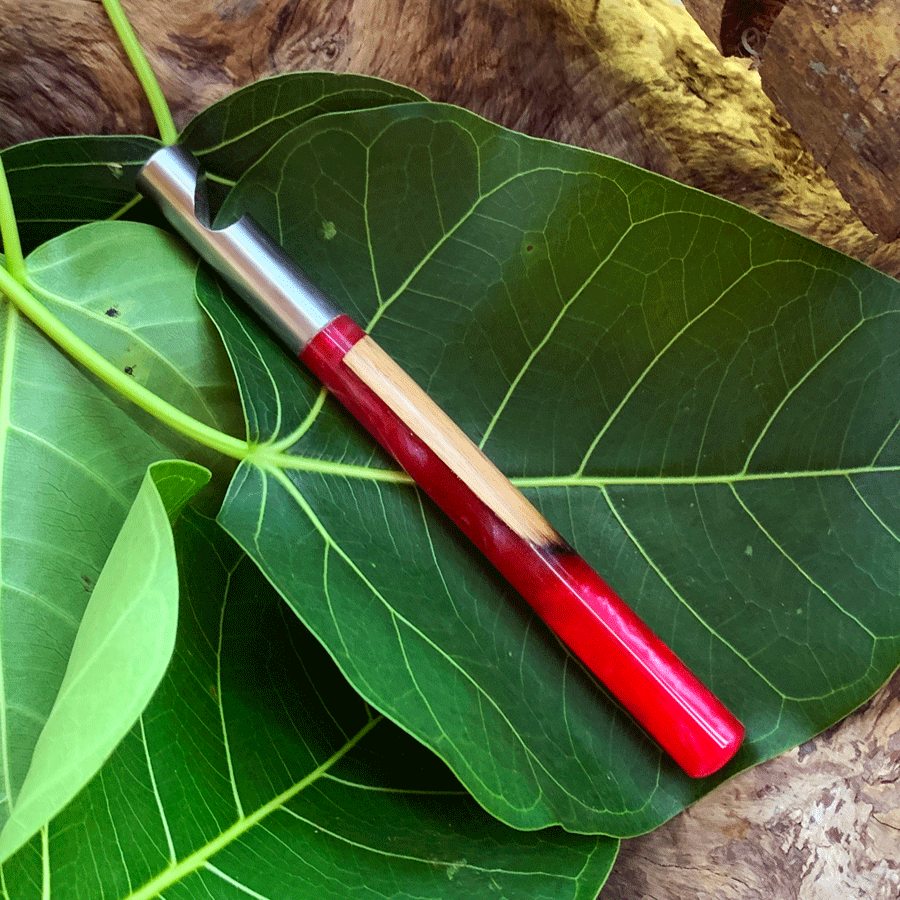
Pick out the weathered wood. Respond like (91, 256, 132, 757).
(762, 0, 900, 241)
(1, 2, 899, 897)
(602, 674, 900, 899)
(682, 0, 900, 242)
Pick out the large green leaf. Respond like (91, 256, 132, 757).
(0, 222, 238, 842)
(0, 459, 209, 863)
(199, 101, 900, 836)
(0, 510, 618, 899)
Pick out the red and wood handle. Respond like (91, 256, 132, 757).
(138, 145, 745, 778)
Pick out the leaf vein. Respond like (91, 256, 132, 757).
(730, 483, 879, 641)
(262, 466, 634, 819)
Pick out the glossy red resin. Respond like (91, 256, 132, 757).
(301, 316, 744, 778)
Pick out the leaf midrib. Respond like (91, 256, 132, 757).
(250, 445, 900, 485)
(0, 303, 17, 817)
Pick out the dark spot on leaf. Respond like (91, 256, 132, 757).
(80, 574, 93, 591)
(124, 366, 134, 376)
(526, 245, 534, 251)
(105, 308, 119, 317)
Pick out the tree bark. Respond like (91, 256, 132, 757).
(683, 0, 900, 241)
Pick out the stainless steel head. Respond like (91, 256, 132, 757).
(137, 144, 340, 354)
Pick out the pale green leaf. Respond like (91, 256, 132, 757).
(0, 223, 239, 842)
(0, 459, 209, 862)
(24, 220, 244, 489)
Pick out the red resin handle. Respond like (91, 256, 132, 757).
(301, 315, 744, 778)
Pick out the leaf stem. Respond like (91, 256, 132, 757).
(99, 0, 178, 145)
(0, 266, 251, 461)
(40, 825, 49, 900)
(0, 156, 25, 283)
(254, 453, 411, 482)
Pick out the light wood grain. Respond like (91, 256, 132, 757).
(345, 336, 559, 545)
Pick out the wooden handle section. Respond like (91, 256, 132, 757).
(343, 335, 560, 546)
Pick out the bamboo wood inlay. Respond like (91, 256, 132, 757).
(344, 336, 560, 546)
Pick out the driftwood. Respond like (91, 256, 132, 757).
(602, 676, 900, 900)
(1, 1, 899, 897)
(684, 0, 900, 242)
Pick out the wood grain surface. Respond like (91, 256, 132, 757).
(2, 1, 898, 897)
(684, 0, 900, 242)
(762, 0, 900, 241)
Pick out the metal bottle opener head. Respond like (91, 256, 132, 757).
(137, 145, 339, 354)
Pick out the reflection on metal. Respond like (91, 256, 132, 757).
(137, 145, 339, 354)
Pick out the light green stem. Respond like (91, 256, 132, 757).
(0, 157, 25, 283)
(99, 0, 178, 145)
(0, 265, 250, 461)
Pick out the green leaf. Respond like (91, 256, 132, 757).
(0, 459, 209, 863)
(0, 74, 425, 259)
(0, 221, 239, 843)
(0, 136, 161, 253)
(179, 71, 426, 183)
(199, 101, 900, 836)
(1, 511, 618, 899)
(24, 220, 244, 491)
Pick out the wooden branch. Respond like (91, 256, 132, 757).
(682, 0, 900, 241)
(762, 0, 900, 240)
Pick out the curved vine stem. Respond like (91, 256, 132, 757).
(0, 158, 25, 283)
(0, 151, 247, 459)
(0, 264, 251, 461)
(100, 0, 178, 145)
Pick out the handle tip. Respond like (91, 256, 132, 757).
(668, 706, 745, 778)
